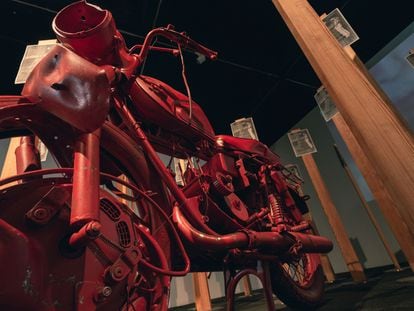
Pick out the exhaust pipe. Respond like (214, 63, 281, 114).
(173, 206, 332, 254)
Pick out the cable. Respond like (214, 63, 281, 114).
(0, 34, 27, 46)
(11, 0, 57, 13)
(9, 0, 316, 89)
(178, 44, 193, 122)
(216, 58, 316, 89)
(151, 0, 163, 29)
(140, 0, 164, 74)
(250, 55, 317, 115)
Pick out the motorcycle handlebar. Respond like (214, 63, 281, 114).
(137, 25, 218, 64)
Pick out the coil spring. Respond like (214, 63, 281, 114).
(268, 193, 284, 225)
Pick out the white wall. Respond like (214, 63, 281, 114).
(168, 272, 263, 308)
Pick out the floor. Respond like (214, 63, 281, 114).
(170, 266, 414, 310)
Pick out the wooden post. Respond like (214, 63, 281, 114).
(333, 145, 401, 271)
(0, 137, 20, 187)
(241, 276, 253, 296)
(173, 159, 213, 310)
(192, 272, 212, 311)
(302, 153, 366, 283)
(315, 13, 413, 270)
(299, 177, 336, 283)
(272, 0, 414, 231)
(320, 254, 336, 283)
(314, 14, 414, 270)
(332, 114, 414, 270)
(303, 214, 336, 282)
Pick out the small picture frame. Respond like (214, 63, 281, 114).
(15, 40, 57, 84)
(173, 158, 188, 186)
(406, 49, 414, 68)
(285, 164, 302, 180)
(230, 117, 259, 140)
(323, 8, 359, 47)
(314, 86, 339, 122)
(284, 164, 303, 188)
(288, 129, 317, 157)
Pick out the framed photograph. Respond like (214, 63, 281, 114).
(287, 129, 317, 157)
(284, 163, 304, 187)
(173, 158, 188, 186)
(406, 48, 414, 68)
(323, 8, 359, 47)
(314, 86, 339, 121)
(285, 164, 302, 180)
(15, 40, 57, 84)
(230, 117, 259, 140)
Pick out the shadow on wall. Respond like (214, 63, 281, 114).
(395, 250, 407, 265)
(169, 275, 195, 308)
(350, 237, 367, 268)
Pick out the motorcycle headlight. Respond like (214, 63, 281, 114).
(52, 1, 117, 65)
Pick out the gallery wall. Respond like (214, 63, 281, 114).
(270, 21, 414, 275)
(270, 109, 401, 273)
(0, 19, 410, 311)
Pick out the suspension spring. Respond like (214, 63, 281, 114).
(268, 193, 284, 225)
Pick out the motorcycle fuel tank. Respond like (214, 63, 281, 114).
(130, 75, 215, 142)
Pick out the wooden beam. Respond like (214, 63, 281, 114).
(299, 176, 336, 282)
(316, 13, 411, 271)
(0, 137, 20, 188)
(302, 153, 366, 283)
(303, 213, 336, 282)
(314, 14, 413, 270)
(332, 114, 414, 271)
(334, 145, 401, 271)
(242, 275, 253, 296)
(192, 272, 212, 311)
(320, 254, 336, 283)
(272, 0, 414, 231)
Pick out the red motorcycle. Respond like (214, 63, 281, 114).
(0, 1, 332, 310)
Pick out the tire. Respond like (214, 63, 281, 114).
(270, 250, 325, 309)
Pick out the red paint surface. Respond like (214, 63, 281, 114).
(0, 2, 332, 310)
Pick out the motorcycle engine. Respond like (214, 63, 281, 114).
(182, 153, 253, 225)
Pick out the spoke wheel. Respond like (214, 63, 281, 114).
(282, 256, 309, 286)
(271, 251, 325, 310)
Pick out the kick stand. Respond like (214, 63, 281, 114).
(224, 260, 276, 311)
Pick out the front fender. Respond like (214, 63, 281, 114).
(21, 44, 110, 133)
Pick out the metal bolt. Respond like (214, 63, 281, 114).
(130, 250, 139, 258)
(33, 207, 49, 220)
(95, 286, 112, 302)
(112, 266, 124, 279)
(101, 286, 112, 297)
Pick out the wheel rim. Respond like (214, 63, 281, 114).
(281, 253, 320, 289)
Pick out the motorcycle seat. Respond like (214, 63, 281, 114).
(216, 135, 280, 164)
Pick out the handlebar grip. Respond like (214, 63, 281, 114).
(164, 25, 218, 60)
(137, 26, 218, 71)
(181, 35, 218, 60)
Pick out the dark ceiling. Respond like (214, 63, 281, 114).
(0, 0, 413, 145)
